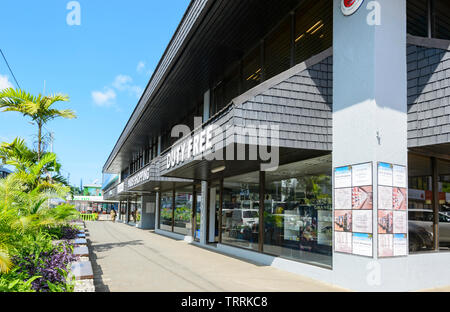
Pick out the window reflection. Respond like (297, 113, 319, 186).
(221, 172, 260, 252)
(160, 192, 173, 232)
(174, 188, 193, 236)
(264, 157, 332, 267)
(438, 160, 450, 250)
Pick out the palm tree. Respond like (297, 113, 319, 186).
(0, 137, 69, 187)
(0, 88, 76, 161)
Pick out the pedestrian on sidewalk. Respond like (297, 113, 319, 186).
(110, 209, 117, 223)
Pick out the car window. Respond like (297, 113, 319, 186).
(439, 214, 450, 223)
(243, 211, 259, 218)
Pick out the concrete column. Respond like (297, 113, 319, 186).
(155, 191, 160, 230)
(137, 195, 156, 230)
(333, 0, 407, 290)
(209, 187, 216, 243)
(126, 198, 130, 224)
(200, 181, 208, 245)
(118, 200, 122, 221)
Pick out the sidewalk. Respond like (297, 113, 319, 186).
(85, 221, 347, 292)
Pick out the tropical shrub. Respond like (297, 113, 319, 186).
(12, 241, 77, 292)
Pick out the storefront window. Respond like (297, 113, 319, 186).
(160, 192, 173, 232)
(438, 159, 450, 249)
(264, 156, 332, 267)
(221, 172, 260, 252)
(408, 153, 434, 252)
(174, 187, 193, 236)
(242, 46, 262, 93)
(193, 184, 202, 241)
(265, 16, 291, 80)
(294, 0, 332, 65)
(434, 0, 450, 40)
(407, 0, 429, 37)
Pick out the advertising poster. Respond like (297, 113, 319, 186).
(378, 210, 393, 234)
(393, 165, 407, 188)
(378, 162, 393, 186)
(393, 234, 408, 256)
(335, 232, 352, 254)
(378, 186, 393, 210)
(379, 234, 394, 257)
(335, 166, 352, 188)
(393, 211, 407, 234)
(352, 210, 373, 233)
(352, 186, 373, 210)
(352, 233, 373, 257)
(352, 163, 372, 187)
(334, 210, 352, 232)
(393, 187, 407, 210)
(335, 188, 352, 210)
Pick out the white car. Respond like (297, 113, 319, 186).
(409, 209, 450, 244)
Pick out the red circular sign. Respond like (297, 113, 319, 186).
(344, 0, 356, 7)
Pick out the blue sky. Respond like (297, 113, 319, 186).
(0, 0, 190, 187)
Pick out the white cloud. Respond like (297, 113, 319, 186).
(112, 75, 133, 91)
(111, 74, 142, 98)
(137, 61, 146, 73)
(92, 88, 116, 107)
(0, 74, 13, 91)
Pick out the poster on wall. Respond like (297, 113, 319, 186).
(334, 210, 352, 232)
(352, 210, 373, 234)
(335, 166, 352, 188)
(352, 163, 372, 187)
(393, 187, 407, 210)
(378, 186, 393, 210)
(335, 232, 352, 254)
(352, 186, 373, 210)
(393, 234, 408, 256)
(393, 211, 407, 234)
(334, 162, 373, 258)
(393, 165, 407, 188)
(378, 210, 394, 234)
(335, 188, 352, 210)
(378, 234, 394, 257)
(352, 233, 373, 257)
(378, 162, 393, 186)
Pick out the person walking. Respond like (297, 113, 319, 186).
(110, 209, 117, 223)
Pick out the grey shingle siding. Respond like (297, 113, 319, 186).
(160, 49, 333, 175)
(408, 44, 450, 147)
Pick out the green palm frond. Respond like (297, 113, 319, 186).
(0, 247, 12, 273)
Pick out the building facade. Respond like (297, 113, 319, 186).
(0, 167, 11, 179)
(103, 0, 450, 291)
(70, 184, 119, 215)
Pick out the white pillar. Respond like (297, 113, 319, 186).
(333, 0, 407, 291)
(155, 191, 160, 230)
(137, 195, 156, 230)
(200, 181, 208, 245)
(209, 187, 216, 243)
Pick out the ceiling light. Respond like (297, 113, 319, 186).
(211, 166, 226, 174)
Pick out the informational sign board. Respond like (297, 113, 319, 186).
(334, 162, 373, 257)
(377, 162, 408, 257)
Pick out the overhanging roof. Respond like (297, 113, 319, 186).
(103, 0, 306, 174)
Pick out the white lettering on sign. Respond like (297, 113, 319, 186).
(117, 183, 124, 193)
(127, 167, 151, 189)
(167, 125, 215, 170)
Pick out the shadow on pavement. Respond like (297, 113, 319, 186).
(91, 240, 144, 253)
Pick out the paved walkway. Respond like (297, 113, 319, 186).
(85, 221, 347, 292)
